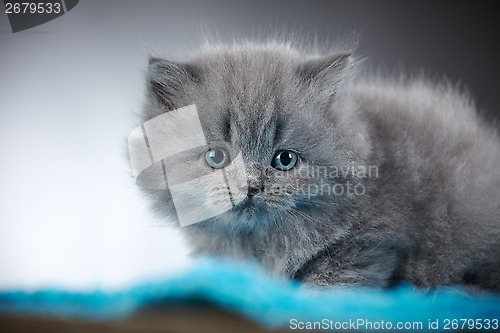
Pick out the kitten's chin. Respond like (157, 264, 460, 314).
(232, 195, 295, 216)
(176, 195, 296, 229)
(233, 197, 264, 214)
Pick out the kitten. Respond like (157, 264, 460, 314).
(135, 40, 500, 290)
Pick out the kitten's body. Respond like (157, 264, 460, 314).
(139, 41, 500, 290)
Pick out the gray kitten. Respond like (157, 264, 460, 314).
(137, 41, 500, 290)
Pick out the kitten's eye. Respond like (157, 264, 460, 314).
(205, 148, 229, 169)
(271, 150, 298, 171)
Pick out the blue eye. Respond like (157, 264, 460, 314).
(271, 150, 298, 171)
(205, 148, 229, 169)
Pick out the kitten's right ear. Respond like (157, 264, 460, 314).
(296, 51, 351, 89)
(147, 57, 199, 110)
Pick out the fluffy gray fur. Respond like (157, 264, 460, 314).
(137, 40, 500, 290)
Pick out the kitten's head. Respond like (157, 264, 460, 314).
(140, 42, 370, 232)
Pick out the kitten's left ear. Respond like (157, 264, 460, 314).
(147, 57, 200, 110)
(296, 51, 352, 89)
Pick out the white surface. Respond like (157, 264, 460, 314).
(0, 3, 194, 291)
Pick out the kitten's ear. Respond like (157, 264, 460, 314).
(296, 51, 351, 87)
(147, 57, 199, 110)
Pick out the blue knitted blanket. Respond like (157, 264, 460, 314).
(1, 258, 499, 331)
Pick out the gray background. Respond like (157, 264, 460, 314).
(0, 0, 498, 289)
(3, 0, 498, 115)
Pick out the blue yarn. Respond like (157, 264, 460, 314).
(1, 258, 499, 331)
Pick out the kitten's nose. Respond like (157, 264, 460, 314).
(247, 186, 261, 197)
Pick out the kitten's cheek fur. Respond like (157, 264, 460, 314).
(142, 189, 178, 223)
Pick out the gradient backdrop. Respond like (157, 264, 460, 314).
(0, 0, 499, 290)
